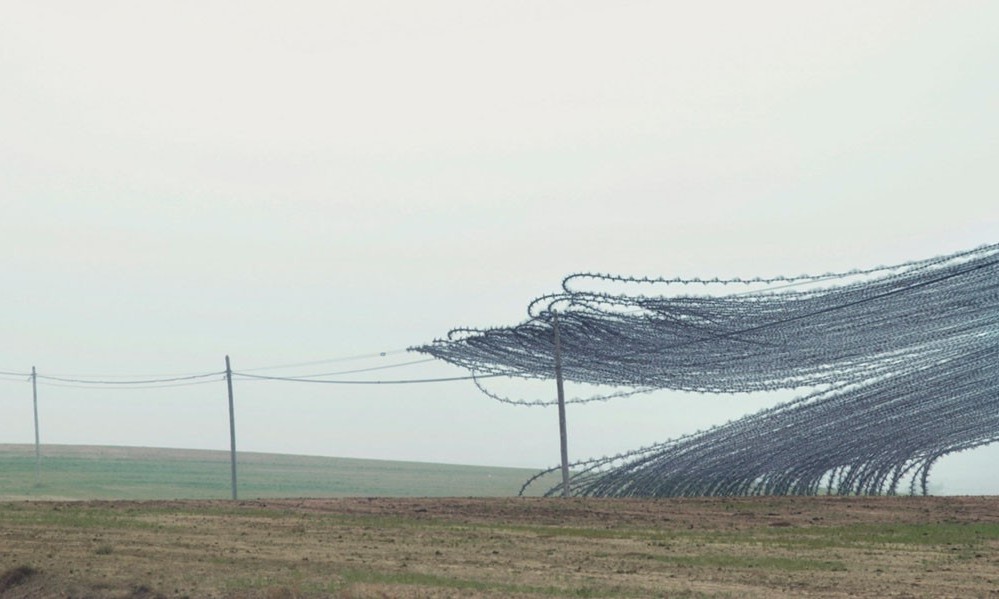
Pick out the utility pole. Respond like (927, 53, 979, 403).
(552, 312, 570, 497)
(31, 366, 40, 486)
(225, 355, 238, 500)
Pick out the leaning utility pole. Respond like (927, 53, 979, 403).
(225, 355, 238, 500)
(552, 313, 570, 497)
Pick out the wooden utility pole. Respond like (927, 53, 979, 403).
(31, 366, 40, 486)
(225, 355, 238, 500)
(552, 313, 570, 497)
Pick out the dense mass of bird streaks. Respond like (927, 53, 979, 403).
(415, 243, 999, 496)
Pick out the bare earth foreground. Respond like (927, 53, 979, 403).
(2, 496, 999, 598)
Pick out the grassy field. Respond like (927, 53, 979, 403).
(0, 444, 555, 500)
(4, 445, 999, 597)
(2, 496, 998, 597)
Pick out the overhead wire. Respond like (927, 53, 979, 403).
(231, 371, 507, 385)
(0, 355, 468, 388)
(249, 358, 438, 379)
(33, 376, 227, 391)
(236, 349, 410, 372)
(34, 372, 225, 386)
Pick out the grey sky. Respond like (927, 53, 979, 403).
(2, 2, 997, 493)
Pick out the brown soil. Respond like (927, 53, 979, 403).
(1, 496, 998, 597)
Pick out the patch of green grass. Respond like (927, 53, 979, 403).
(655, 553, 847, 571)
(165, 504, 298, 520)
(224, 568, 642, 598)
(739, 522, 999, 550)
(0, 444, 554, 499)
(0, 454, 232, 500)
(0, 505, 159, 530)
(513, 523, 648, 540)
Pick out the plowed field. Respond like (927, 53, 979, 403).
(2, 496, 998, 597)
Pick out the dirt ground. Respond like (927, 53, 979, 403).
(2, 496, 999, 598)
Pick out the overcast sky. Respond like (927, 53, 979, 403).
(2, 1, 997, 494)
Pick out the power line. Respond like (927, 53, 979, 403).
(232, 371, 506, 385)
(0, 369, 30, 378)
(33, 372, 225, 386)
(34, 376, 225, 391)
(236, 349, 410, 372)
(0, 357, 460, 387)
(0, 349, 423, 386)
(25, 368, 226, 379)
(261, 358, 437, 379)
